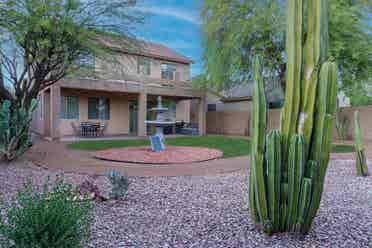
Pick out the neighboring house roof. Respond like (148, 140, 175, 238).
(219, 82, 284, 105)
(221, 96, 252, 103)
(96, 36, 194, 65)
(221, 83, 253, 102)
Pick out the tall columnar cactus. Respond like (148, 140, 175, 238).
(249, 0, 338, 234)
(354, 111, 370, 177)
(0, 99, 38, 161)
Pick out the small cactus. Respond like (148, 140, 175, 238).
(249, 0, 338, 234)
(354, 111, 369, 177)
(107, 170, 130, 200)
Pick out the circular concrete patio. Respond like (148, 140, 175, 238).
(94, 146, 223, 164)
(23, 140, 247, 177)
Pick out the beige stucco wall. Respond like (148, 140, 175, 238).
(192, 99, 208, 124)
(206, 103, 372, 143)
(207, 111, 250, 136)
(176, 100, 191, 122)
(205, 99, 282, 136)
(58, 89, 130, 136)
(31, 89, 52, 136)
(31, 93, 45, 135)
(95, 54, 190, 82)
(263, 106, 372, 143)
(206, 100, 252, 136)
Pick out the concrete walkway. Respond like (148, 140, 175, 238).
(24, 140, 249, 177)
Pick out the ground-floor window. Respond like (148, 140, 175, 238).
(207, 104, 217, 112)
(88, 97, 110, 120)
(60, 96, 79, 119)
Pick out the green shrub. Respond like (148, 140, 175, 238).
(108, 171, 130, 200)
(0, 177, 94, 248)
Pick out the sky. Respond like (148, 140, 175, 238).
(134, 0, 203, 77)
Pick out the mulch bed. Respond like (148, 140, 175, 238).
(94, 146, 224, 164)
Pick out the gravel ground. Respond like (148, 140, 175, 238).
(0, 160, 371, 248)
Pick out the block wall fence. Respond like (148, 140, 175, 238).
(206, 106, 372, 142)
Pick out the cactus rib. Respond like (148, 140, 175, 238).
(250, 55, 270, 230)
(286, 135, 305, 230)
(266, 130, 282, 230)
(354, 111, 370, 177)
(280, 0, 303, 164)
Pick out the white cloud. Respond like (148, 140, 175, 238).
(138, 6, 201, 25)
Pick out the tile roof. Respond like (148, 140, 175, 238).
(141, 42, 194, 64)
(96, 36, 194, 64)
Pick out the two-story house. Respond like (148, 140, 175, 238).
(31, 38, 206, 140)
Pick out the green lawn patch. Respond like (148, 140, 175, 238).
(68, 139, 150, 151)
(67, 136, 251, 158)
(67, 136, 355, 158)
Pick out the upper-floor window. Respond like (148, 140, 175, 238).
(88, 97, 110, 120)
(137, 57, 151, 75)
(77, 53, 95, 69)
(161, 63, 177, 80)
(60, 96, 79, 119)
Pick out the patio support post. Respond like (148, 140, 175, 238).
(50, 84, 61, 140)
(198, 96, 206, 136)
(138, 92, 147, 137)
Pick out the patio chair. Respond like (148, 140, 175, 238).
(99, 122, 108, 136)
(70, 122, 81, 137)
(92, 122, 100, 136)
(80, 122, 90, 136)
(180, 122, 199, 136)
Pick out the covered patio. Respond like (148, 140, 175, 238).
(32, 78, 206, 140)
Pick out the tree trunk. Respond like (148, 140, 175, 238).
(279, 63, 287, 91)
(0, 67, 14, 101)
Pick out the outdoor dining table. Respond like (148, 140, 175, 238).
(80, 122, 101, 137)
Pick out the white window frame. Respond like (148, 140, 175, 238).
(161, 63, 177, 80)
